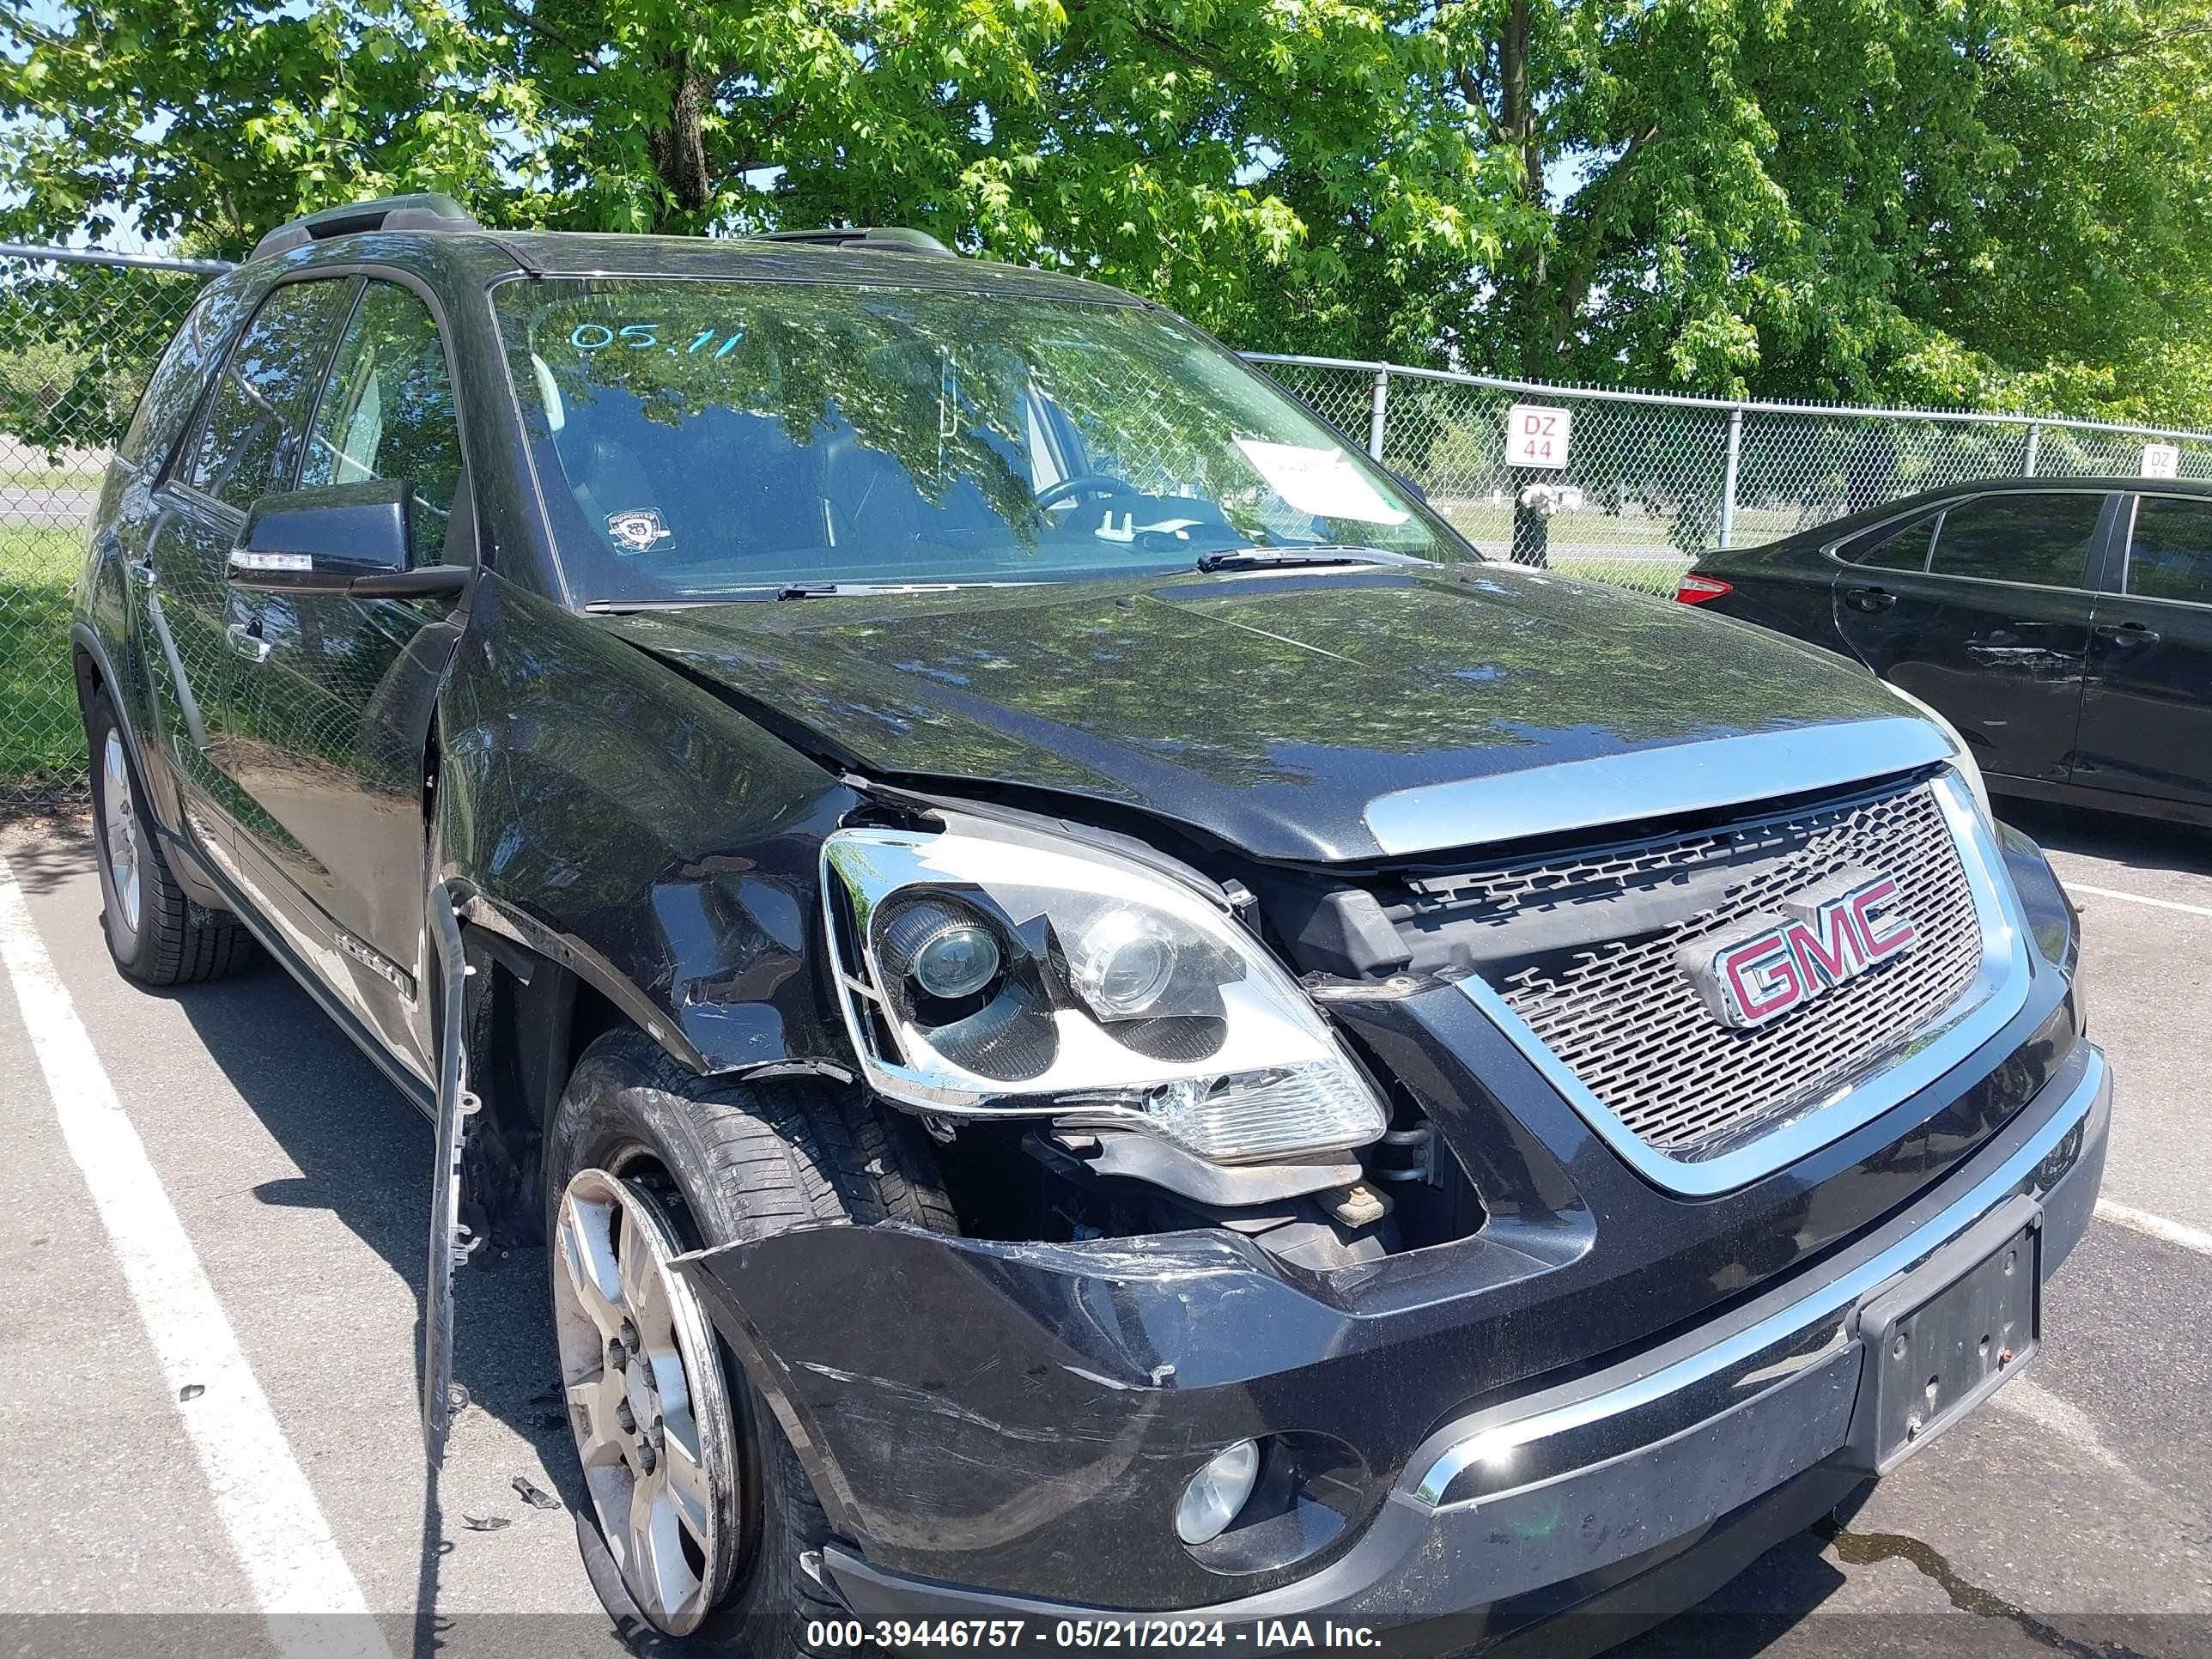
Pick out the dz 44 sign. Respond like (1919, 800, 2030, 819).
(1506, 404, 1571, 469)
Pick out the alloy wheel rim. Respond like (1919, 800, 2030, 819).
(551, 1168, 733, 1634)
(100, 730, 141, 938)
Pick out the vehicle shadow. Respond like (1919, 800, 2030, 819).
(1996, 798, 2212, 883)
(162, 945, 589, 1652)
(34, 826, 597, 1652)
(154, 940, 568, 1457)
(1602, 1525, 1853, 1657)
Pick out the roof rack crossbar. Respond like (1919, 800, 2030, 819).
(252, 193, 479, 261)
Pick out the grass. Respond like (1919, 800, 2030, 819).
(0, 525, 89, 795)
(0, 465, 104, 492)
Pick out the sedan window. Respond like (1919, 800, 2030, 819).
(2125, 497, 2212, 605)
(1927, 494, 2103, 588)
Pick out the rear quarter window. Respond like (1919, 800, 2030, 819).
(1842, 511, 1939, 571)
(115, 277, 255, 472)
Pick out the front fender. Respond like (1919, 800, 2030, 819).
(434, 574, 860, 1077)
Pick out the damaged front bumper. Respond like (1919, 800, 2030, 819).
(670, 1039, 2107, 1650)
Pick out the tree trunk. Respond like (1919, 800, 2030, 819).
(1493, 0, 1554, 368)
(647, 57, 713, 222)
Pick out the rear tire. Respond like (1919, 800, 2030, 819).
(84, 690, 255, 986)
(545, 1029, 955, 1650)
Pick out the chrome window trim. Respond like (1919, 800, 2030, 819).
(1453, 771, 2033, 1198)
(1408, 1040, 2105, 1510)
(1362, 715, 1953, 858)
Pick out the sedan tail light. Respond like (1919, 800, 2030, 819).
(1675, 572, 1735, 605)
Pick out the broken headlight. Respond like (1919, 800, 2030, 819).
(822, 821, 1388, 1164)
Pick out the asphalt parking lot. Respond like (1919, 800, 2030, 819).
(0, 798, 2207, 1659)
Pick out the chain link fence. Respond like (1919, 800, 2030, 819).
(0, 246, 223, 802)
(3, 245, 2210, 801)
(1248, 354, 2212, 595)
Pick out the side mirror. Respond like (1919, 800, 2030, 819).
(1393, 471, 1430, 505)
(228, 479, 468, 599)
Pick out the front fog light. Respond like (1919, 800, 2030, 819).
(1175, 1439, 1261, 1546)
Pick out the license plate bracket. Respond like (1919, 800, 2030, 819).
(1838, 1193, 2042, 1474)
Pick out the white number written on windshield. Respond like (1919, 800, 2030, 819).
(569, 322, 745, 358)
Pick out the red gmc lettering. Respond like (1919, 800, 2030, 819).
(1721, 937, 1802, 1023)
(1850, 876, 1917, 957)
(1694, 873, 1919, 1028)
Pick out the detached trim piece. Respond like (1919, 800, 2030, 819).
(422, 883, 482, 1465)
(1362, 716, 1955, 857)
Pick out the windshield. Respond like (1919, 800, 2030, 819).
(494, 278, 1468, 603)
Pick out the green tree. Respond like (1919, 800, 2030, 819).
(3, 0, 2211, 423)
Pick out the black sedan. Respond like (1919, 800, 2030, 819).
(1680, 477, 2212, 825)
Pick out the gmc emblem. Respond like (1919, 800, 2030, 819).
(1678, 867, 1918, 1030)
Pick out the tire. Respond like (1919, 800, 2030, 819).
(544, 1028, 956, 1650)
(84, 690, 255, 986)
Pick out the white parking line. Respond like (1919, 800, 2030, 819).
(0, 863, 392, 1657)
(2063, 880, 2212, 919)
(2097, 1199, 2212, 1259)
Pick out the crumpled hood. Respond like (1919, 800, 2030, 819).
(604, 564, 1915, 862)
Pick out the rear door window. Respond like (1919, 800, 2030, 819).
(2124, 497, 2212, 606)
(179, 278, 356, 514)
(1927, 494, 2104, 588)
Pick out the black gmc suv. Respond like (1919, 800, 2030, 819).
(71, 194, 2107, 1654)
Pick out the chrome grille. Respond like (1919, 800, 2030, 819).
(1431, 782, 1984, 1159)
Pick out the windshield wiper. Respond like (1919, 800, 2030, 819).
(582, 597, 748, 614)
(1193, 545, 1428, 574)
(775, 580, 1040, 600)
(584, 581, 1036, 612)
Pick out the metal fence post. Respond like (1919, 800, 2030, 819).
(1719, 406, 1744, 550)
(1368, 368, 1389, 463)
(2024, 423, 2042, 478)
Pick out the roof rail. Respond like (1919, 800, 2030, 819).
(754, 226, 955, 258)
(252, 193, 479, 261)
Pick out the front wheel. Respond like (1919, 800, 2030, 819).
(544, 1030, 955, 1646)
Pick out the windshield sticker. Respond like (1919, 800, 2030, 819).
(1233, 439, 1409, 526)
(605, 508, 672, 555)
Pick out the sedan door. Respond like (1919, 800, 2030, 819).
(1831, 489, 2112, 787)
(2073, 493, 2212, 810)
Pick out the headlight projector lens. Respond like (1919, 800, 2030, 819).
(1075, 908, 1178, 1017)
(883, 901, 1003, 1001)
(1175, 1439, 1261, 1545)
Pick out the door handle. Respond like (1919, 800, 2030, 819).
(226, 622, 271, 665)
(2096, 620, 2160, 649)
(1844, 585, 1897, 611)
(127, 560, 156, 588)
